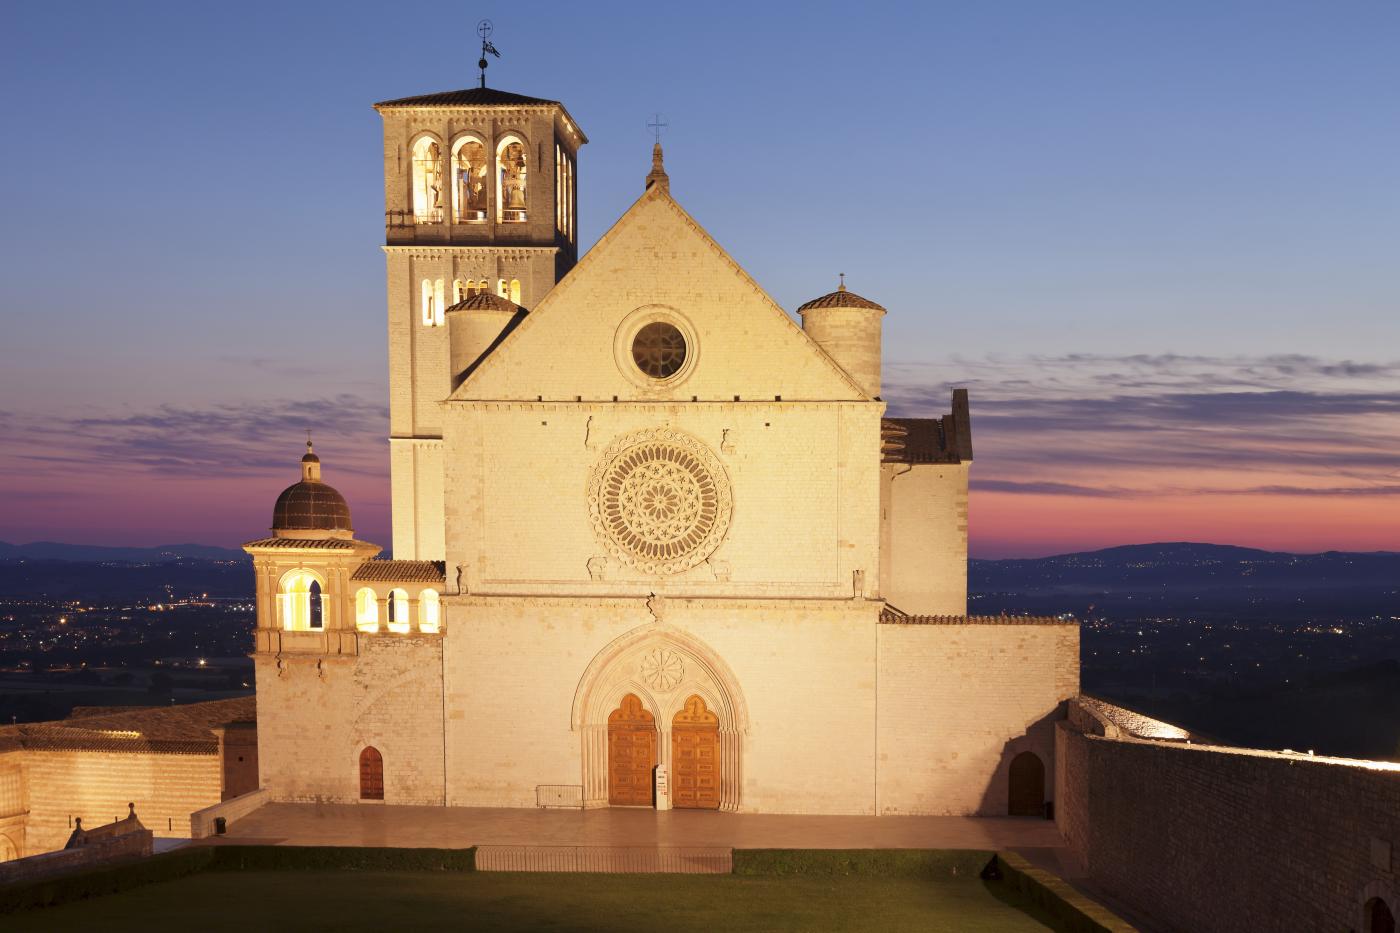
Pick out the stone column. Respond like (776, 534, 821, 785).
(581, 724, 608, 808)
(720, 727, 742, 812)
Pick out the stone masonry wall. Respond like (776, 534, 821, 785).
(18, 750, 220, 855)
(256, 635, 445, 805)
(1057, 724, 1400, 932)
(876, 621, 1078, 815)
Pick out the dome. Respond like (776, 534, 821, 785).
(271, 441, 352, 533)
(796, 284, 886, 314)
(445, 292, 524, 315)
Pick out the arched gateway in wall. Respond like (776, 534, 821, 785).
(574, 625, 748, 811)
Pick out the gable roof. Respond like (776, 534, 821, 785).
(0, 696, 255, 756)
(351, 560, 446, 585)
(452, 185, 873, 403)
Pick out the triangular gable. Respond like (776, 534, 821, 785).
(452, 187, 871, 403)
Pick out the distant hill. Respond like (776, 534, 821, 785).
(970, 542, 1400, 619)
(0, 541, 247, 562)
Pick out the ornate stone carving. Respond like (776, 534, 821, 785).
(586, 429, 732, 575)
(640, 647, 684, 692)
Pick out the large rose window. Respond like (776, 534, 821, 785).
(587, 430, 732, 574)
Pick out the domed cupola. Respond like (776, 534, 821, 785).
(445, 291, 527, 390)
(797, 276, 887, 398)
(271, 440, 353, 538)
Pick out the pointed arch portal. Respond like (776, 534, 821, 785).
(574, 624, 747, 811)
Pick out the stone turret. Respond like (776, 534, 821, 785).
(445, 291, 527, 390)
(797, 279, 886, 398)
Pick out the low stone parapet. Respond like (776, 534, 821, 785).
(190, 787, 269, 839)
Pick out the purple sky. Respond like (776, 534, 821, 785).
(2, 1, 1397, 557)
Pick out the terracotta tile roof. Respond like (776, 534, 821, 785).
(351, 560, 447, 584)
(446, 292, 525, 315)
(880, 606, 1071, 626)
(0, 696, 255, 756)
(374, 87, 559, 109)
(796, 288, 886, 313)
(242, 537, 359, 550)
(882, 389, 973, 464)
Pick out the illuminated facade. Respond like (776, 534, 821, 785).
(242, 80, 1080, 817)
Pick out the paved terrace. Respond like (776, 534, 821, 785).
(216, 803, 1064, 851)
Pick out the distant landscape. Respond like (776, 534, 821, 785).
(1, 540, 1396, 760)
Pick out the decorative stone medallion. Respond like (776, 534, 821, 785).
(586, 429, 732, 575)
(640, 648, 685, 692)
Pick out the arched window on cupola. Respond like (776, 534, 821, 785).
(386, 588, 410, 634)
(278, 569, 326, 632)
(496, 136, 528, 223)
(355, 587, 378, 632)
(452, 137, 488, 223)
(453, 279, 466, 304)
(411, 137, 443, 224)
(509, 279, 521, 304)
(419, 589, 440, 633)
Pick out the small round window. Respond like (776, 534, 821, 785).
(631, 321, 687, 379)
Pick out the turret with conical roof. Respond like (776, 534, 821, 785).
(797, 276, 887, 397)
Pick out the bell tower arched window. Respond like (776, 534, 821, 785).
(452, 137, 488, 223)
(278, 570, 326, 632)
(410, 137, 443, 224)
(496, 136, 528, 223)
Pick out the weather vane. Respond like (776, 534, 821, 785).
(477, 19, 500, 89)
(647, 113, 668, 145)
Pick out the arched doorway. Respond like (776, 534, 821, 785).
(607, 694, 656, 806)
(1368, 897, 1397, 933)
(1008, 751, 1045, 817)
(672, 695, 720, 809)
(0, 833, 17, 862)
(359, 746, 384, 801)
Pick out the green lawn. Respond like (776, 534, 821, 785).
(8, 869, 1060, 932)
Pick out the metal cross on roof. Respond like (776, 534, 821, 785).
(647, 113, 668, 144)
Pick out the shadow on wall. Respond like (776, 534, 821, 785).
(976, 705, 1066, 819)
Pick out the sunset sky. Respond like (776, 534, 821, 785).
(2, 1, 1397, 557)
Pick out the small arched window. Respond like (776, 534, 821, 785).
(359, 746, 384, 801)
(410, 137, 443, 224)
(452, 137, 488, 223)
(278, 570, 325, 632)
(386, 588, 410, 634)
(453, 279, 466, 304)
(496, 136, 528, 223)
(509, 279, 521, 305)
(472, 279, 486, 296)
(419, 589, 440, 634)
(421, 279, 435, 327)
(496, 279, 507, 299)
(355, 588, 378, 632)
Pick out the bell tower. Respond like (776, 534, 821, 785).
(374, 82, 586, 560)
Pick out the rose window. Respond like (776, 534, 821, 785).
(587, 430, 732, 574)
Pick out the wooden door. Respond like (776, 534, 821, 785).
(359, 746, 384, 801)
(672, 695, 720, 810)
(608, 694, 656, 806)
(1008, 751, 1044, 817)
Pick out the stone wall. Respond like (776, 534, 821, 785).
(1057, 713, 1400, 931)
(880, 463, 969, 616)
(876, 620, 1078, 815)
(16, 750, 221, 855)
(256, 634, 445, 805)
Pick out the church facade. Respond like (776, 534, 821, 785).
(243, 83, 1079, 816)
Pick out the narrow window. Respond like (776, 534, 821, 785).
(421, 279, 435, 327)
(387, 588, 410, 634)
(510, 279, 521, 305)
(419, 589, 440, 634)
(433, 279, 445, 326)
(453, 279, 466, 304)
(355, 588, 378, 632)
(308, 580, 323, 630)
